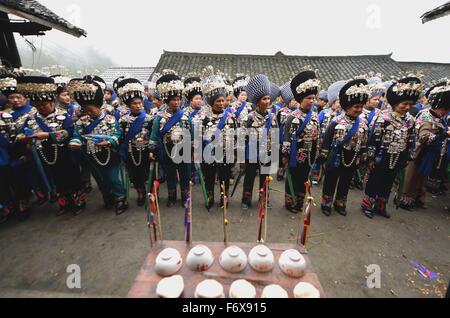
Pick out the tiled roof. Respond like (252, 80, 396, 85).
(421, 1, 450, 23)
(154, 51, 449, 88)
(154, 51, 407, 88)
(398, 62, 450, 84)
(0, 0, 86, 37)
(100, 67, 155, 86)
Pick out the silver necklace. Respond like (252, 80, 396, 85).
(38, 144, 58, 165)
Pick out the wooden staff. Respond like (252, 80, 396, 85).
(189, 181, 193, 244)
(153, 180, 163, 241)
(298, 181, 315, 246)
(264, 176, 273, 242)
(221, 182, 229, 244)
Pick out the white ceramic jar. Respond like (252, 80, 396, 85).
(293, 282, 320, 298)
(261, 284, 289, 298)
(156, 275, 184, 298)
(155, 248, 183, 276)
(186, 244, 214, 272)
(219, 246, 247, 273)
(195, 279, 225, 298)
(278, 249, 306, 278)
(248, 244, 275, 272)
(229, 279, 257, 298)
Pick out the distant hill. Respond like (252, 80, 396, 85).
(15, 36, 116, 77)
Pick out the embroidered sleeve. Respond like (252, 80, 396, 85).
(407, 120, 416, 160)
(149, 116, 161, 150)
(367, 118, 384, 160)
(70, 127, 82, 145)
(282, 116, 294, 155)
(320, 121, 337, 156)
(49, 130, 69, 144)
(418, 122, 446, 146)
(109, 121, 121, 149)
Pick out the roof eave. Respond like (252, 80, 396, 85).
(420, 2, 450, 23)
(421, 11, 450, 23)
(0, 3, 87, 37)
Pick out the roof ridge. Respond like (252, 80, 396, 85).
(162, 50, 395, 59)
(397, 61, 450, 66)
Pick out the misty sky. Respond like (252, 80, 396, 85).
(17, 0, 450, 67)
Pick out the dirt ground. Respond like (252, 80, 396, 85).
(0, 177, 448, 298)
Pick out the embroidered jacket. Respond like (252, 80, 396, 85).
(245, 109, 278, 164)
(56, 102, 82, 122)
(277, 106, 298, 128)
(321, 114, 369, 168)
(282, 109, 320, 165)
(119, 112, 152, 151)
(19, 108, 73, 166)
(413, 108, 448, 169)
(71, 111, 121, 166)
(230, 101, 254, 128)
(202, 109, 237, 163)
(149, 109, 193, 159)
(368, 111, 415, 170)
(360, 107, 381, 131)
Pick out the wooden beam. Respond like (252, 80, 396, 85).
(0, 21, 51, 36)
(0, 12, 21, 68)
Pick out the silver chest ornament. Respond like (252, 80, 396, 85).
(86, 121, 112, 166)
(36, 121, 60, 166)
(335, 124, 347, 141)
(205, 121, 216, 141)
(170, 126, 184, 143)
(129, 131, 148, 167)
(280, 111, 289, 125)
(0, 113, 15, 139)
(339, 122, 364, 168)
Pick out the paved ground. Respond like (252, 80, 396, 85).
(0, 177, 449, 298)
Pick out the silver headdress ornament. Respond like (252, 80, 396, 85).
(429, 78, 450, 96)
(67, 82, 99, 100)
(386, 71, 425, 98)
(295, 78, 321, 95)
(118, 82, 145, 102)
(161, 69, 178, 76)
(345, 83, 371, 99)
(201, 65, 229, 83)
(185, 71, 200, 78)
(52, 76, 71, 87)
(156, 77, 184, 100)
(392, 81, 424, 96)
(201, 65, 221, 79)
(232, 76, 250, 90)
(183, 80, 202, 98)
(389, 71, 425, 82)
(92, 79, 106, 90)
(426, 79, 450, 109)
(201, 75, 227, 97)
(294, 65, 321, 94)
(0, 76, 17, 91)
(16, 82, 58, 102)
